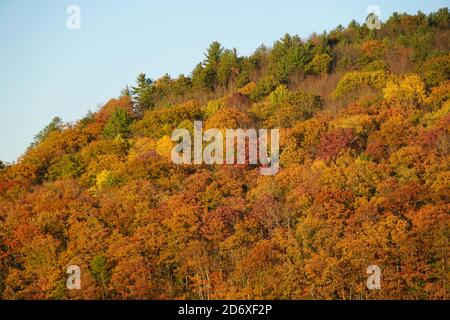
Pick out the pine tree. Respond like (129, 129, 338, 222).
(103, 108, 131, 138)
(131, 73, 154, 117)
(205, 41, 224, 68)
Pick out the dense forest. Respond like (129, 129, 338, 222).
(0, 8, 449, 299)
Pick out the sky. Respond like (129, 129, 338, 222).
(0, 0, 448, 163)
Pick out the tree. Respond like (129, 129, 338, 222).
(90, 255, 111, 299)
(191, 42, 221, 91)
(217, 48, 240, 87)
(29, 117, 63, 149)
(332, 70, 387, 100)
(306, 53, 332, 75)
(131, 73, 154, 117)
(419, 54, 450, 89)
(252, 85, 322, 127)
(1, 8, 449, 301)
(131, 100, 201, 139)
(383, 74, 427, 106)
(317, 128, 358, 162)
(120, 85, 131, 97)
(103, 107, 132, 139)
(205, 42, 224, 68)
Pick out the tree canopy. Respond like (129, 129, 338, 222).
(0, 8, 449, 300)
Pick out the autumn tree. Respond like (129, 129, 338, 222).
(29, 116, 63, 149)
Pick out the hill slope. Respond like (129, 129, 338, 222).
(0, 8, 449, 299)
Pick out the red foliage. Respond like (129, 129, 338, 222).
(95, 96, 133, 125)
(317, 128, 358, 161)
(365, 141, 387, 162)
(416, 127, 445, 149)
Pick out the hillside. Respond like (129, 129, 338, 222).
(0, 8, 449, 299)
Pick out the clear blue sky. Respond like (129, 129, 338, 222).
(0, 0, 448, 163)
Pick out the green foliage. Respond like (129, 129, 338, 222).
(192, 42, 224, 91)
(306, 53, 332, 75)
(217, 48, 239, 86)
(409, 30, 434, 62)
(202, 99, 224, 119)
(429, 7, 450, 28)
(131, 73, 154, 116)
(269, 34, 317, 82)
(419, 53, 450, 88)
(192, 62, 216, 91)
(363, 60, 389, 72)
(90, 255, 111, 297)
(252, 85, 323, 127)
(249, 76, 279, 101)
(191, 42, 243, 91)
(46, 154, 84, 180)
(94, 169, 118, 190)
(205, 41, 224, 68)
(103, 108, 132, 139)
(132, 100, 202, 139)
(332, 70, 387, 99)
(1, 8, 449, 301)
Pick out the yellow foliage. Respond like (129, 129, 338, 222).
(383, 74, 427, 105)
(268, 84, 291, 105)
(342, 158, 386, 197)
(426, 80, 450, 110)
(202, 99, 224, 118)
(156, 135, 173, 159)
(238, 82, 257, 95)
(306, 53, 332, 75)
(205, 107, 253, 129)
(127, 137, 156, 162)
(95, 169, 116, 190)
(388, 146, 424, 182)
(332, 70, 387, 99)
(331, 114, 374, 136)
(424, 100, 450, 127)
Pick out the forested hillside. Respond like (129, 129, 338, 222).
(0, 9, 449, 299)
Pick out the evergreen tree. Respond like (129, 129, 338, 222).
(103, 108, 131, 138)
(217, 48, 240, 87)
(192, 42, 226, 91)
(131, 73, 154, 117)
(204, 41, 224, 68)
